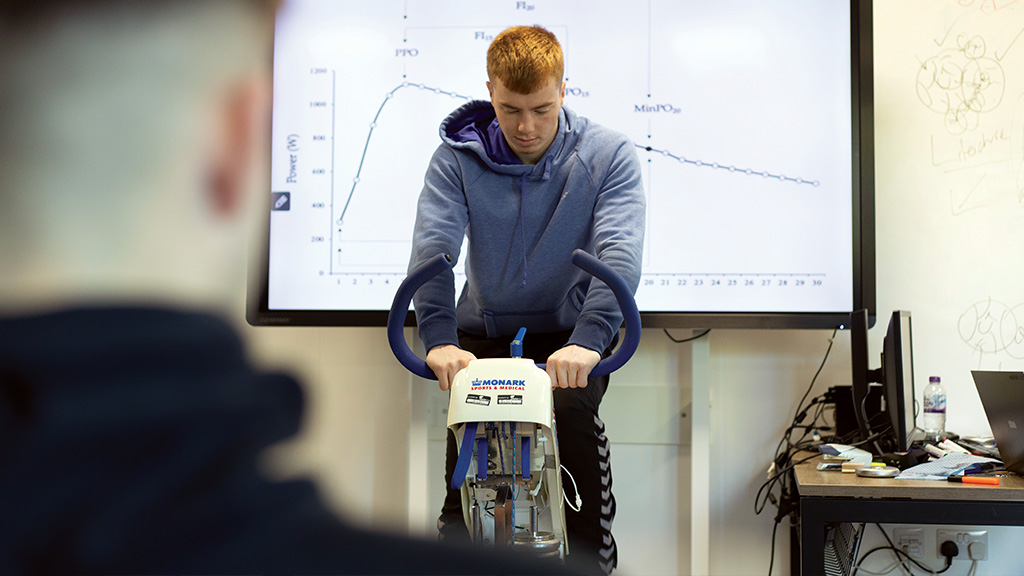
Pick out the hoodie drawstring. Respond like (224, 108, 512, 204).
(518, 173, 528, 287)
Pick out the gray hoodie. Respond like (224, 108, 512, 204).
(409, 100, 645, 355)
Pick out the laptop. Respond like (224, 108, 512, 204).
(970, 371, 1024, 475)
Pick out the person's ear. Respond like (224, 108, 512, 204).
(207, 75, 271, 218)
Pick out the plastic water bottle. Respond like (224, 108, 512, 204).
(922, 376, 947, 443)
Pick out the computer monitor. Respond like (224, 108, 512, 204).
(882, 310, 916, 452)
(848, 309, 916, 452)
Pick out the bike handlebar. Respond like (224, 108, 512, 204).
(387, 249, 641, 380)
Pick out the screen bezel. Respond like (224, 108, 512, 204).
(850, 309, 916, 453)
(883, 310, 917, 452)
(246, 0, 875, 329)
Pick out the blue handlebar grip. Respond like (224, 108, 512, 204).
(386, 253, 452, 380)
(569, 249, 642, 377)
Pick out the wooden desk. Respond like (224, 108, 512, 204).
(793, 456, 1024, 576)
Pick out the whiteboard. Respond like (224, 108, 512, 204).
(872, 0, 1024, 435)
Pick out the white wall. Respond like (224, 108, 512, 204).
(241, 2, 1024, 574)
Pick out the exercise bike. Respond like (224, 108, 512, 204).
(387, 249, 640, 561)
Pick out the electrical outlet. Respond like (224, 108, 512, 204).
(936, 529, 988, 561)
(893, 528, 924, 559)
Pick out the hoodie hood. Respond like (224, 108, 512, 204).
(439, 100, 574, 173)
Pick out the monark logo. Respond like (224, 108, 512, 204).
(470, 378, 526, 391)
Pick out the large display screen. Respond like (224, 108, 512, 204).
(248, 0, 875, 328)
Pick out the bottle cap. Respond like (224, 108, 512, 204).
(930, 376, 941, 383)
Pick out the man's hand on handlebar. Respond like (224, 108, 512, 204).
(426, 344, 477, 391)
(546, 345, 601, 389)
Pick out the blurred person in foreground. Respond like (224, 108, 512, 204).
(0, 1, 572, 574)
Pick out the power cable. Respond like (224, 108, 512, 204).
(662, 328, 711, 343)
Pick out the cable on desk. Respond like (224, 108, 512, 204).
(755, 451, 821, 516)
(857, 390, 899, 455)
(755, 419, 890, 522)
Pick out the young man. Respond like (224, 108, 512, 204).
(408, 25, 646, 575)
(0, 3, 570, 574)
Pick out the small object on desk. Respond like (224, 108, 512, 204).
(922, 376, 948, 442)
(816, 462, 842, 472)
(819, 443, 873, 466)
(960, 461, 1001, 475)
(963, 435, 997, 447)
(877, 449, 928, 470)
(924, 443, 948, 459)
(947, 475, 1000, 485)
(856, 465, 900, 478)
(841, 462, 864, 473)
(955, 436, 1001, 458)
(939, 438, 971, 454)
(897, 452, 1002, 480)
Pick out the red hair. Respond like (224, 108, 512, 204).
(486, 25, 563, 93)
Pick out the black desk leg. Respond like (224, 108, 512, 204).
(799, 499, 827, 576)
(790, 518, 801, 576)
